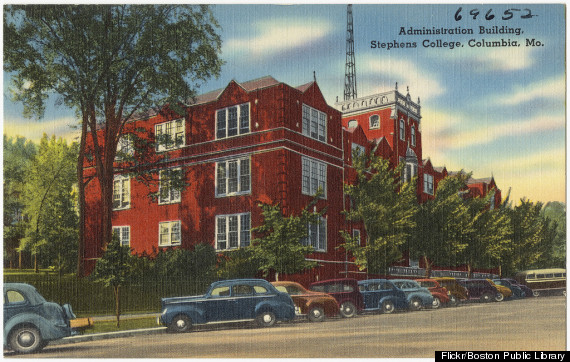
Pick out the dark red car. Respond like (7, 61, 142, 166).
(308, 278, 365, 318)
(415, 279, 451, 308)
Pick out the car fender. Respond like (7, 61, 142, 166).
(5, 312, 69, 344)
(430, 291, 450, 303)
(377, 295, 405, 309)
(406, 292, 433, 305)
(163, 305, 206, 325)
(306, 298, 339, 316)
(254, 300, 293, 321)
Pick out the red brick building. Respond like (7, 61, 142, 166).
(82, 76, 501, 280)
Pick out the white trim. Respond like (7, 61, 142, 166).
(112, 225, 131, 247)
(155, 118, 186, 153)
(112, 174, 131, 210)
(215, 156, 251, 197)
(215, 212, 251, 251)
(216, 102, 250, 139)
(158, 168, 182, 205)
(158, 220, 181, 247)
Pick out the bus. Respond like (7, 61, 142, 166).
(514, 268, 566, 297)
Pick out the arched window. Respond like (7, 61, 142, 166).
(369, 115, 380, 129)
(399, 119, 405, 141)
(347, 119, 358, 128)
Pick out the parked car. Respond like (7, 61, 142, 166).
(308, 278, 365, 318)
(415, 279, 451, 308)
(432, 277, 469, 305)
(272, 281, 339, 322)
(4, 282, 76, 354)
(458, 279, 502, 303)
(158, 279, 296, 332)
(390, 279, 434, 311)
(357, 279, 408, 313)
(492, 279, 525, 299)
(486, 279, 510, 301)
(502, 278, 534, 298)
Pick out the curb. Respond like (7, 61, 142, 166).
(50, 327, 167, 346)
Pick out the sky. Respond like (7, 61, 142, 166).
(3, 3, 566, 205)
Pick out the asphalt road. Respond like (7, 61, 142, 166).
(8, 296, 566, 358)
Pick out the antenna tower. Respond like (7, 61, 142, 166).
(344, 4, 357, 101)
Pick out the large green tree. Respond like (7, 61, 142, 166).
(538, 201, 566, 268)
(4, 5, 223, 275)
(20, 134, 78, 274)
(342, 150, 418, 275)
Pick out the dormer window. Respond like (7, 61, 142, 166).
(369, 115, 380, 129)
(302, 104, 327, 142)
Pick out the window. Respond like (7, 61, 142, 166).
(351, 143, 365, 161)
(155, 118, 185, 152)
(411, 125, 416, 146)
(233, 285, 254, 296)
(353, 229, 361, 246)
(159, 168, 182, 204)
(216, 213, 251, 251)
(113, 226, 131, 247)
(424, 174, 434, 195)
(399, 119, 405, 141)
(159, 221, 181, 247)
(347, 119, 358, 128)
(6, 290, 26, 304)
(116, 135, 134, 160)
(113, 174, 130, 210)
(301, 217, 327, 252)
(302, 104, 327, 142)
(216, 103, 250, 139)
(216, 157, 251, 197)
(301, 157, 327, 197)
(369, 115, 380, 129)
(211, 286, 230, 297)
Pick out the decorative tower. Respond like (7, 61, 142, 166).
(344, 4, 357, 101)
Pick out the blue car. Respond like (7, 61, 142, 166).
(358, 279, 408, 313)
(493, 279, 525, 299)
(159, 279, 296, 332)
(390, 279, 434, 311)
(4, 283, 76, 354)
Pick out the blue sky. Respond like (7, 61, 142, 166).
(3, 3, 566, 204)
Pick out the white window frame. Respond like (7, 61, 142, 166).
(159, 168, 182, 205)
(158, 220, 181, 247)
(411, 125, 416, 146)
(424, 173, 434, 195)
(216, 103, 250, 139)
(369, 115, 380, 129)
(155, 118, 185, 152)
(112, 174, 130, 210)
(302, 217, 327, 252)
(399, 119, 405, 141)
(302, 104, 327, 142)
(216, 157, 251, 197)
(116, 135, 134, 161)
(113, 226, 131, 247)
(215, 213, 251, 251)
(301, 156, 327, 198)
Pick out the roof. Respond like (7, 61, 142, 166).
(467, 177, 494, 185)
(187, 76, 282, 106)
(295, 81, 315, 93)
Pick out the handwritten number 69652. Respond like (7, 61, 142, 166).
(454, 7, 537, 21)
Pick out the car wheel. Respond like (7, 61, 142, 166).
(432, 297, 441, 309)
(10, 325, 44, 354)
(256, 311, 276, 327)
(409, 297, 422, 311)
(307, 306, 325, 322)
(381, 300, 395, 314)
(480, 293, 494, 303)
(533, 290, 540, 297)
(448, 295, 458, 307)
(168, 314, 192, 333)
(339, 301, 357, 318)
(563, 290, 566, 297)
(495, 293, 504, 302)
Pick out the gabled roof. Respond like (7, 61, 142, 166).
(187, 76, 281, 106)
(296, 81, 315, 93)
(467, 177, 494, 185)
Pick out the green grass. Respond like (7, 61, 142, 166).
(82, 317, 159, 334)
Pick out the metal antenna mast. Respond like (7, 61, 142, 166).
(344, 4, 357, 101)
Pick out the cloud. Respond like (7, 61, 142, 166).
(359, 56, 445, 101)
(4, 117, 81, 143)
(434, 45, 537, 72)
(491, 76, 565, 106)
(224, 18, 333, 59)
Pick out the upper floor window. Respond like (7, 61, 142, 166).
(369, 115, 380, 129)
(347, 119, 358, 128)
(399, 119, 405, 141)
(113, 225, 131, 247)
(116, 135, 134, 161)
(351, 143, 365, 160)
(411, 125, 416, 146)
(302, 104, 327, 142)
(113, 174, 130, 210)
(159, 168, 183, 205)
(216, 103, 250, 139)
(216, 157, 251, 197)
(301, 217, 327, 252)
(216, 213, 251, 251)
(353, 229, 361, 246)
(424, 174, 434, 195)
(159, 220, 181, 247)
(302, 156, 327, 198)
(155, 118, 185, 152)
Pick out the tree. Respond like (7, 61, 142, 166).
(250, 192, 326, 281)
(4, 5, 223, 275)
(19, 134, 79, 274)
(410, 173, 473, 277)
(342, 150, 418, 275)
(90, 233, 135, 327)
(3, 135, 37, 268)
(539, 202, 566, 268)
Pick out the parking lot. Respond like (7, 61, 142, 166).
(10, 296, 566, 358)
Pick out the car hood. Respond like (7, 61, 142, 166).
(162, 294, 206, 304)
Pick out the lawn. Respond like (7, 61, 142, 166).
(82, 317, 160, 334)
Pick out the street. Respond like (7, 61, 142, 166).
(7, 296, 566, 358)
